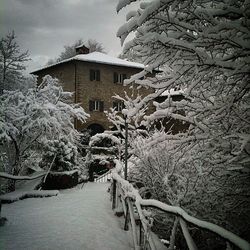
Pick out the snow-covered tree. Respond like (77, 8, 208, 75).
(41, 137, 79, 172)
(0, 31, 29, 93)
(0, 75, 89, 191)
(117, 0, 250, 163)
(106, 93, 148, 133)
(115, 0, 250, 242)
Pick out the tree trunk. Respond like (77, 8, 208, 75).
(7, 179, 16, 192)
(7, 135, 21, 191)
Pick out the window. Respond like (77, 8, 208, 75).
(113, 72, 127, 84)
(90, 69, 100, 81)
(89, 100, 104, 112)
(113, 101, 124, 111)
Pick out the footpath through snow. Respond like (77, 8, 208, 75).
(0, 182, 133, 250)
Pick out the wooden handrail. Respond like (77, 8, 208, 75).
(110, 160, 250, 250)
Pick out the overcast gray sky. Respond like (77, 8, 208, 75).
(0, 0, 132, 73)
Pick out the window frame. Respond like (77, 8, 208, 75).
(113, 101, 124, 112)
(93, 100, 100, 111)
(113, 72, 127, 84)
(90, 69, 100, 81)
(89, 100, 104, 112)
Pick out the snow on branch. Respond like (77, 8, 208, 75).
(116, 0, 137, 13)
(115, 1, 250, 247)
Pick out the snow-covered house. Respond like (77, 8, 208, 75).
(32, 45, 151, 134)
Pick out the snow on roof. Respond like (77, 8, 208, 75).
(31, 52, 145, 73)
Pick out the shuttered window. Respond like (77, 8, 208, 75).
(113, 101, 124, 111)
(89, 100, 104, 112)
(113, 72, 127, 84)
(90, 69, 100, 81)
(113, 72, 118, 83)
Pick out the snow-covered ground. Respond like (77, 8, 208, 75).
(0, 183, 133, 250)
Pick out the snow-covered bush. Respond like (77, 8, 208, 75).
(88, 133, 122, 164)
(128, 132, 250, 246)
(89, 132, 121, 148)
(0, 75, 89, 191)
(80, 129, 92, 146)
(41, 138, 78, 171)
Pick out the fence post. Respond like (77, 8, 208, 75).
(139, 219, 143, 246)
(112, 179, 117, 209)
(124, 199, 129, 231)
(120, 193, 127, 216)
(127, 198, 139, 249)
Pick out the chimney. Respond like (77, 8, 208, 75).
(75, 44, 90, 54)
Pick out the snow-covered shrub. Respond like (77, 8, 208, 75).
(41, 138, 78, 171)
(86, 132, 122, 181)
(89, 133, 121, 148)
(74, 155, 89, 183)
(128, 132, 250, 246)
(80, 129, 92, 146)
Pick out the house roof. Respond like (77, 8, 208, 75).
(31, 52, 145, 74)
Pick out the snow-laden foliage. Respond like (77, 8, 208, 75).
(88, 132, 123, 164)
(89, 132, 121, 148)
(117, 0, 250, 169)
(128, 133, 250, 239)
(41, 137, 78, 171)
(0, 75, 89, 191)
(116, 0, 250, 243)
(106, 93, 148, 134)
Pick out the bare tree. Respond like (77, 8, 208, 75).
(47, 38, 106, 65)
(86, 39, 106, 53)
(0, 31, 29, 94)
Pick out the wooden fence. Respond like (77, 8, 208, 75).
(110, 161, 250, 250)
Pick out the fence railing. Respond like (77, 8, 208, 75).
(94, 170, 112, 183)
(110, 160, 250, 250)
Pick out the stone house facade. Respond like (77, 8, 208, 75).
(32, 46, 151, 134)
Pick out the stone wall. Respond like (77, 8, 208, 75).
(34, 60, 153, 131)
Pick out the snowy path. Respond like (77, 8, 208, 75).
(0, 183, 133, 250)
